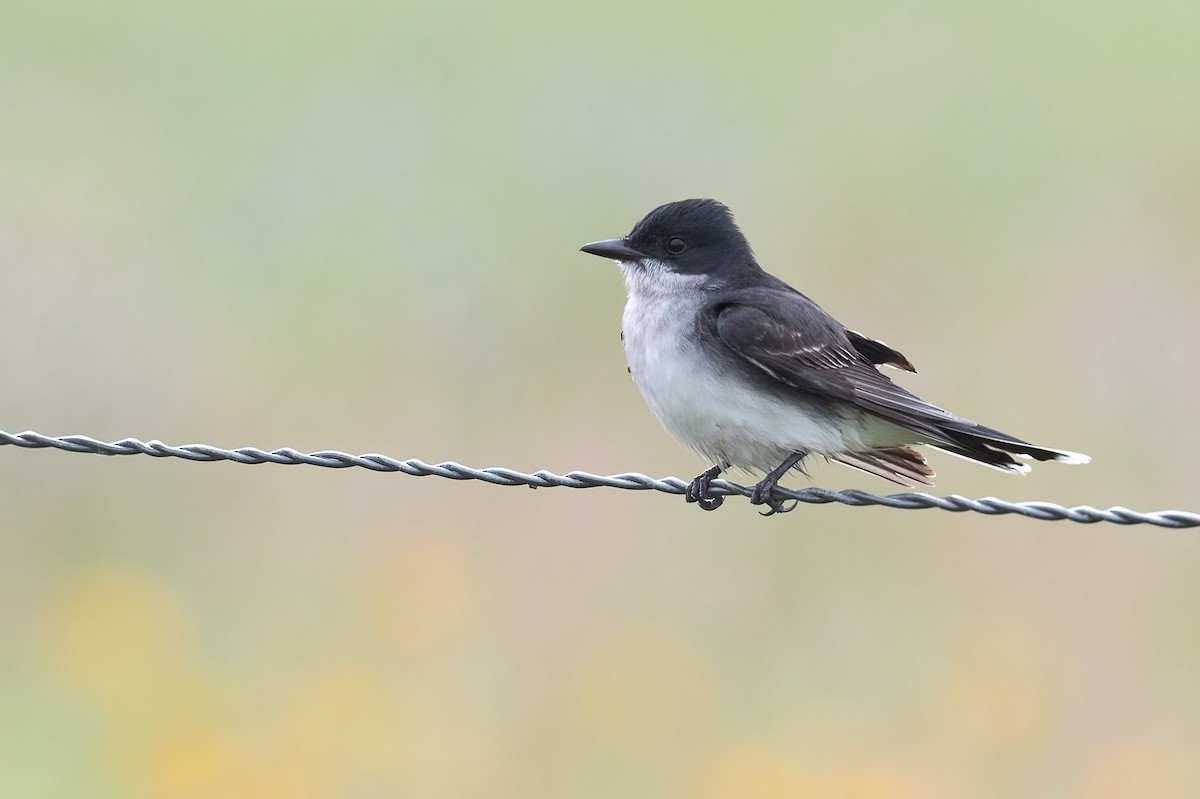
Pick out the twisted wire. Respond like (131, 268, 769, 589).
(2, 429, 1196, 528)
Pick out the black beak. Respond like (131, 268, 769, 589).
(580, 238, 647, 262)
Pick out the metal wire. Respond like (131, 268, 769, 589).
(2, 429, 1196, 528)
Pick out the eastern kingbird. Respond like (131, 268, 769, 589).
(580, 199, 1089, 514)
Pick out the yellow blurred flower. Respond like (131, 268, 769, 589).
(43, 565, 191, 713)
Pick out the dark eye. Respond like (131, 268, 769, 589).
(666, 237, 687, 254)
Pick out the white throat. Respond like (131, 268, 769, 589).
(618, 258, 710, 300)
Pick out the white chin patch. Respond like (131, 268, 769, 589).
(620, 259, 705, 298)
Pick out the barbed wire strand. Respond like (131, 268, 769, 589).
(2, 429, 1196, 528)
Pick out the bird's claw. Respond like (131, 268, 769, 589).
(749, 482, 798, 516)
(685, 466, 724, 511)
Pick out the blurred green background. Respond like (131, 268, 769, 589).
(2, 0, 1199, 796)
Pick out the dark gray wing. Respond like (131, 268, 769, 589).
(710, 293, 958, 441)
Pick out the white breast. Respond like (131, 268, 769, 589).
(619, 261, 890, 474)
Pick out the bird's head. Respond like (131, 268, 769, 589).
(580, 199, 756, 281)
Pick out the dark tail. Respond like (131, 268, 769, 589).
(931, 422, 1090, 474)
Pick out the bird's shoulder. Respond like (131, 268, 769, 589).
(703, 284, 860, 370)
(704, 282, 915, 373)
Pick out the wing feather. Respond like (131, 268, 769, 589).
(844, 329, 916, 373)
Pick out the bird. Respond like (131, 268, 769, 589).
(579, 198, 1089, 514)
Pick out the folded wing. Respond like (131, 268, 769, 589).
(709, 291, 1087, 475)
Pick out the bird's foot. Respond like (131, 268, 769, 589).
(748, 451, 806, 516)
(685, 465, 724, 511)
(749, 480, 798, 516)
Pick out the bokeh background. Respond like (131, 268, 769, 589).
(2, 1, 1199, 796)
